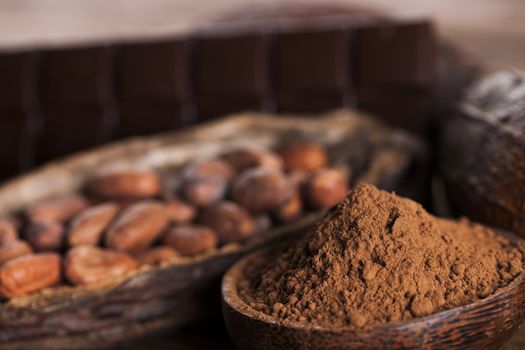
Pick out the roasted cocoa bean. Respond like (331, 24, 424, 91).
(180, 159, 234, 207)
(65, 246, 138, 285)
(0, 218, 18, 246)
(0, 253, 61, 297)
(182, 159, 235, 181)
(87, 171, 161, 199)
(68, 202, 119, 247)
(280, 142, 327, 173)
(0, 241, 33, 265)
(105, 201, 169, 253)
(135, 246, 180, 265)
(182, 177, 227, 207)
(200, 202, 255, 243)
(253, 214, 273, 234)
(223, 149, 283, 173)
(163, 226, 217, 256)
(26, 195, 88, 222)
(25, 220, 65, 251)
(304, 168, 349, 209)
(164, 198, 196, 223)
(274, 190, 303, 223)
(232, 168, 292, 213)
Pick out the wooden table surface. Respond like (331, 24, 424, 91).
(1, 0, 524, 348)
(1, 0, 524, 71)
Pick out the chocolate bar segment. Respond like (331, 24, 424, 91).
(39, 47, 113, 104)
(117, 102, 184, 137)
(0, 52, 38, 106)
(193, 34, 269, 118)
(116, 41, 190, 102)
(354, 21, 435, 88)
(36, 105, 114, 163)
(273, 29, 352, 112)
(0, 107, 36, 179)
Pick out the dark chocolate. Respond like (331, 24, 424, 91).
(357, 87, 433, 132)
(116, 40, 190, 101)
(39, 47, 113, 104)
(36, 105, 114, 163)
(0, 106, 36, 178)
(0, 52, 38, 106)
(354, 21, 435, 88)
(193, 34, 269, 118)
(117, 102, 184, 137)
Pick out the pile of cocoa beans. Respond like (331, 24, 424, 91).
(0, 142, 350, 298)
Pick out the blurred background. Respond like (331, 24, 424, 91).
(0, 0, 523, 179)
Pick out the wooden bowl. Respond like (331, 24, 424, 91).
(222, 241, 525, 350)
(440, 70, 525, 237)
(0, 110, 426, 349)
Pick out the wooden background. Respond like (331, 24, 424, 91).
(1, 0, 524, 70)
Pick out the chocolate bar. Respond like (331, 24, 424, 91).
(116, 41, 189, 102)
(36, 105, 113, 163)
(0, 4, 442, 180)
(0, 52, 38, 106)
(0, 107, 36, 178)
(117, 102, 184, 137)
(193, 34, 269, 118)
(39, 47, 113, 104)
(354, 21, 435, 88)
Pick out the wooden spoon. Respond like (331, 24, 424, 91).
(222, 244, 525, 350)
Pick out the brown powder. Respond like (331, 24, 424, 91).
(238, 184, 524, 329)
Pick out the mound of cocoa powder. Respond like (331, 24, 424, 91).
(238, 184, 524, 329)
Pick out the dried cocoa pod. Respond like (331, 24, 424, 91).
(25, 220, 65, 252)
(273, 189, 303, 223)
(0, 240, 33, 265)
(231, 168, 293, 213)
(304, 168, 349, 209)
(64, 246, 138, 285)
(165, 198, 196, 223)
(163, 226, 218, 256)
(0, 253, 61, 298)
(279, 142, 327, 173)
(26, 195, 88, 223)
(87, 171, 161, 200)
(135, 246, 180, 265)
(68, 202, 119, 247)
(223, 149, 283, 173)
(105, 201, 169, 253)
(0, 217, 19, 246)
(200, 202, 255, 243)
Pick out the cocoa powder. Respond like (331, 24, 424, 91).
(239, 184, 524, 329)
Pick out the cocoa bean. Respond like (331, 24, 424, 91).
(88, 171, 161, 199)
(0, 253, 61, 297)
(105, 201, 169, 253)
(68, 202, 119, 247)
(163, 226, 217, 256)
(25, 220, 65, 252)
(26, 195, 88, 222)
(65, 246, 138, 285)
(200, 202, 255, 243)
